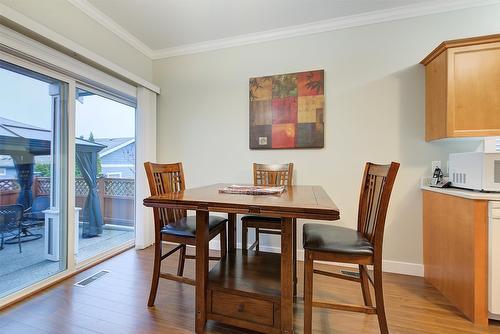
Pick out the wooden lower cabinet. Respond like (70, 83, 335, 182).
(207, 250, 282, 333)
(423, 190, 488, 324)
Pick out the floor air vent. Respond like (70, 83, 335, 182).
(74, 270, 110, 287)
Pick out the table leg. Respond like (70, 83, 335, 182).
(195, 210, 209, 334)
(293, 218, 297, 297)
(281, 217, 294, 334)
(227, 213, 236, 253)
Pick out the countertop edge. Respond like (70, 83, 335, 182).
(421, 185, 500, 201)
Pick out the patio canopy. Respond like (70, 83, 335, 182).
(0, 117, 106, 238)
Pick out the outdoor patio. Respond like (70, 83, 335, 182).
(0, 225, 134, 298)
(0, 117, 136, 298)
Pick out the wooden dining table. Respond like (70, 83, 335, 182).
(143, 183, 340, 334)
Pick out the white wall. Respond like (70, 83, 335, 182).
(153, 5, 500, 270)
(0, 0, 153, 81)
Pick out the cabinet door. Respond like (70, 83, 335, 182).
(425, 51, 449, 141)
(449, 42, 500, 137)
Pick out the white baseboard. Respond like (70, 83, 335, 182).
(207, 240, 424, 277)
(380, 259, 424, 277)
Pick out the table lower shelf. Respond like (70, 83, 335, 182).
(207, 250, 282, 333)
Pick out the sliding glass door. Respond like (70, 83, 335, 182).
(0, 60, 68, 297)
(74, 87, 135, 263)
(0, 47, 137, 302)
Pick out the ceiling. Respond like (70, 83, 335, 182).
(86, 0, 426, 50)
(70, 0, 497, 58)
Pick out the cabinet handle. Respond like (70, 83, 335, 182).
(238, 304, 245, 312)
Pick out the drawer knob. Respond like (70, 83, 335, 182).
(248, 206, 261, 214)
(237, 304, 245, 312)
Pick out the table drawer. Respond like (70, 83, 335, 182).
(210, 290, 275, 326)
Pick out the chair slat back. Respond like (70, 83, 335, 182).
(253, 163, 293, 186)
(144, 162, 187, 227)
(357, 162, 399, 249)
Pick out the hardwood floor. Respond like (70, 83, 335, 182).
(1, 245, 500, 334)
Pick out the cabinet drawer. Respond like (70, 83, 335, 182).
(210, 290, 275, 326)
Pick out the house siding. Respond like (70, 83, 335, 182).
(0, 167, 16, 179)
(100, 142, 135, 178)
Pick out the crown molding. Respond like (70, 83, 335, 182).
(420, 33, 500, 64)
(66, 0, 154, 58)
(8, 0, 500, 61)
(0, 2, 160, 93)
(150, 0, 500, 59)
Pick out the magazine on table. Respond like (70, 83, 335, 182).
(218, 184, 285, 195)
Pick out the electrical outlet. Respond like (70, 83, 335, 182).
(431, 160, 441, 172)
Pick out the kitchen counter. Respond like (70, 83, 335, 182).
(422, 188, 490, 324)
(421, 185, 500, 201)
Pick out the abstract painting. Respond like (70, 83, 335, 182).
(249, 70, 324, 149)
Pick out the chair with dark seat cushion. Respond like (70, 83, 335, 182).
(144, 162, 227, 307)
(241, 163, 294, 252)
(161, 216, 226, 238)
(303, 224, 374, 256)
(303, 162, 400, 334)
(241, 162, 297, 294)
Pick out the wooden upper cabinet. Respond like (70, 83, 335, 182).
(421, 34, 500, 141)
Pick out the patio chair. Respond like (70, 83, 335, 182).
(0, 204, 23, 253)
(4, 195, 47, 246)
(21, 195, 48, 241)
(24, 195, 50, 223)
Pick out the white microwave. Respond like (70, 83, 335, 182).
(449, 152, 500, 192)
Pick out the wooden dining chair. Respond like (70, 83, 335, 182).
(303, 162, 400, 334)
(241, 163, 297, 293)
(144, 162, 227, 307)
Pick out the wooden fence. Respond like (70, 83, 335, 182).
(0, 177, 135, 227)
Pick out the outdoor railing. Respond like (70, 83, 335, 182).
(0, 176, 135, 227)
(75, 177, 89, 196)
(0, 178, 20, 192)
(0, 179, 20, 205)
(35, 177, 50, 196)
(103, 178, 135, 198)
(34, 176, 136, 198)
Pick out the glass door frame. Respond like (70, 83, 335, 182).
(0, 50, 76, 305)
(0, 50, 137, 307)
(73, 82, 136, 269)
